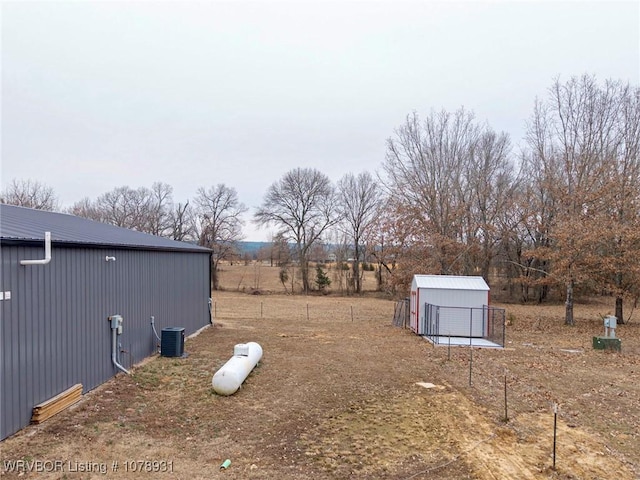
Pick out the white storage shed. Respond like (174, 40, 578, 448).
(410, 275, 490, 337)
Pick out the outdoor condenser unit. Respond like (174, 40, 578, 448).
(161, 327, 185, 357)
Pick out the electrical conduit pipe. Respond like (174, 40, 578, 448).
(212, 342, 262, 395)
(110, 315, 129, 375)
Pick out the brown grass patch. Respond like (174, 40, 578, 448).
(1, 266, 639, 479)
(216, 261, 381, 295)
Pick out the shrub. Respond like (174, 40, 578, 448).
(315, 266, 331, 291)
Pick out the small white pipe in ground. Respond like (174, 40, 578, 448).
(212, 342, 262, 395)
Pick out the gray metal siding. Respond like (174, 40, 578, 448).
(415, 286, 489, 336)
(419, 287, 488, 310)
(1, 244, 210, 440)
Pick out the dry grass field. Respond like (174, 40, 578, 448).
(1, 263, 639, 479)
(215, 260, 382, 295)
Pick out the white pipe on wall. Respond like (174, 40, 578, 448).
(111, 328, 130, 375)
(20, 231, 52, 265)
(212, 342, 262, 396)
(109, 315, 129, 375)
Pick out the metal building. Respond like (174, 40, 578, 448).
(410, 274, 490, 336)
(0, 204, 212, 440)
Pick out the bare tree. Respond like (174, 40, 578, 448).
(382, 108, 515, 292)
(383, 109, 479, 276)
(1, 179, 60, 211)
(145, 182, 175, 236)
(492, 173, 546, 303)
(591, 81, 640, 323)
(325, 228, 350, 294)
(463, 130, 515, 280)
(68, 196, 105, 222)
(254, 168, 339, 293)
(260, 232, 292, 268)
(91, 185, 154, 230)
(168, 201, 197, 242)
(195, 184, 247, 290)
(267, 232, 294, 293)
(362, 210, 397, 293)
(514, 138, 558, 303)
(524, 75, 626, 325)
(70, 182, 189, 239)
(336, 171, 383, 294)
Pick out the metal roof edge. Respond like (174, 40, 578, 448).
(0, 237, 211, 253)
(0, 204, 211, 253)
(412, 274, 490, 290)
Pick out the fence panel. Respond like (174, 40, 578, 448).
(484, 306, 506, 346)
(423, 303, 506, 347)
(392, 298, 410, 328)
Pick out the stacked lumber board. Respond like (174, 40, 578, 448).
(31, 384, 83, 424)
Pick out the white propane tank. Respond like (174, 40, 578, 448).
(212, 342, 263, 395)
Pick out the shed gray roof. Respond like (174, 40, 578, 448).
(0, 204, 210, 253)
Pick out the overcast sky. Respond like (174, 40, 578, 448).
(1, 1, 638, 241)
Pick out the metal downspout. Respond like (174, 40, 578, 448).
(20, 232, 52, 265)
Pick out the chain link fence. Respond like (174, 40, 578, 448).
(422, 303, 506, 347)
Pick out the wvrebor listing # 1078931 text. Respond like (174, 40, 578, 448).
(2, 459, 175, 474)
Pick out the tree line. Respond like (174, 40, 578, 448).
(1, 179, 247, 291)
(2, 75, 639, 325)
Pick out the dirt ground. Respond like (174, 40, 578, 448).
(1, 264, 639, 479)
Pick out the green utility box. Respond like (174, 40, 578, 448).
(592, 336, 621, 352)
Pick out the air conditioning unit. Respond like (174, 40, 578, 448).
(161, 327, 185, 357)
